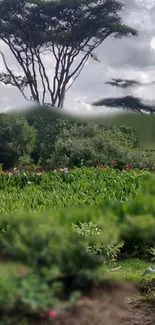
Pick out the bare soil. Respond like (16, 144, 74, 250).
(53, 280, 155, 325)
(31, 279, 155, 325)
(119, 298, 155, 325)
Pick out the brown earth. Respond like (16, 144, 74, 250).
(28, 279, 155, 325)
(53, 281, 155, 325)
(119, 298, 155, 325)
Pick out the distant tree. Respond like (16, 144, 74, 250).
(29, 117, 70, 163)
(0, 114, 36, 169)
(92, 78, 155, 114)
(0, 0, 137, 107)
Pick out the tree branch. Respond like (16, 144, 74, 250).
(0, 50, 28, 100)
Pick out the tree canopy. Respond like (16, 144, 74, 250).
(92, 78, 155, 114)
(0, 0, 137, 107)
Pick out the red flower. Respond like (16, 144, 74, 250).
(19, 268, 27, 276)
(125, 164, 130, 171)
(48, 309, 57, 319)
(96, 164, 104, 169)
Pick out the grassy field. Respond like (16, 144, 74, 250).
(105, 259, 153, 282)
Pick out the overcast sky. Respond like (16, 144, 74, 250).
(0, 0, 155, 112)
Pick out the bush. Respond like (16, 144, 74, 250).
(120, 215, 155, 259)
(72, 221, 124, 264)
(29, 118, 71, 164)
(0, 267, 83, 324)
(0, 269, 57, 315)
(0, 114, 36, 169)
(46, 124, 155, 171)
(0, 210, 119, 284)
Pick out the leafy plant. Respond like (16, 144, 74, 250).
(0, 114, 36, 169)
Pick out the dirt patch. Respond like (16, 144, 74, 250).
(119, 298, 155, 325)
(29, 280, 155, 325)
(118, 278, 155, 325)
(51, 280, 139, 325)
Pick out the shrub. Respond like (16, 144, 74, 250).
(29, 118, 71, 164)
(72, 221, 124, 264)
(46, 124, 155, 171)
(0, 269, 57, 315)
(0, 114, 36, 169)
(0, 267, 82, 323)
(0, 210, 119, 285)
(120, 215, 155, 259)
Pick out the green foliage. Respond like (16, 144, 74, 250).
(29, 118, 67, 163)
(0, 113, 154, 171)
(1, 169, 155, 321)
(1, 169, 155, 263)
(0, 270, 55, 313)
(0, 267, 82, 323)
(0, 190, 125, 322)
(0, 167, 145, 213)
(104, 259, 153, 282)
(120, 215, 155, 258)
(0, 114, 36, 169)
(0, 210, 119, 291)
(45, 124, 155, 170)
(72, 222, 124, 264)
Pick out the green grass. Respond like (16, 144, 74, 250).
(105, 258, 154, 282)
(0, 260, 24, 280)
(0, 258, 153, 283)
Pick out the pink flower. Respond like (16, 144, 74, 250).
(48, 309, 57, 319)
(7, 172, 13, 177)
(53, 169, 57, 173)
(111, 160, 115, 165)
(125, 163, 130, 171)
(19, 268, 27, 276)
(63, 167, 68, 172)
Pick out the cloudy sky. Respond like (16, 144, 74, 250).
(0, 0, 155, 112)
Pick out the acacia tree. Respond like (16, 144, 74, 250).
(92, 78, 155, 114)
(0, 0, 137, 108)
